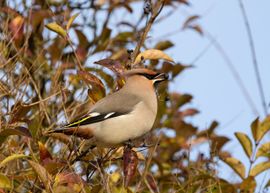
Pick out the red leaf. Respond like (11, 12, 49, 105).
(123, 147, 138, 187)
(38, 142, 53, 164)
(94, 59, 125, 75)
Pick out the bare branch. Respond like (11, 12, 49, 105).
(238, 0, 267, 116)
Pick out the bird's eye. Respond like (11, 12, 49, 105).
(138, 73, 157, 80)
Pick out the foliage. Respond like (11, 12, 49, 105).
(0, 0, 269, 192)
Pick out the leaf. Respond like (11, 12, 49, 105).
(188, 25, 203, 35)
(211, 136, 230, 151)
(256, 142, 270, 159)
(154, 41, 174, 50)
(222, 157, 246, 179)
(28, 160, 52, 192)
(123, 147, 138, 188)
(46, 22, 67, 38)
(0, 127, 32, 144)
(251, 117, 259, 142)
(146, 174, 159, 193)
(66, 13, 79, 30)
(250, 161, 270, 177)
(183, 15, 200, 29)
(134, 49, 174, 65)
(0, 173, 11, 189)
(257, 116, 270, 142)
(234, 132, 253, 158)
(78, 71, 106, 102)
(0, 154, 28, 168)
(240, 176, 256, 193)
(251, 116, 270, 143)
(180, 108, 199, 117)
(94, 58, 125, 75)
(38, 142, 53, 164)
(55, 172, 84, 185)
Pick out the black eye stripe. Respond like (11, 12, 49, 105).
(138, 73, 158, 80)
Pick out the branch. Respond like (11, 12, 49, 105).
(206, 32, 259, 116)
(132, 0, 166, 65)
(238, 0, 268, 116)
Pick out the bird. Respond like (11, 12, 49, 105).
(52, 68, 168, 147)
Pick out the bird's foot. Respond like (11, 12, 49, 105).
(123, 139, 134, 149)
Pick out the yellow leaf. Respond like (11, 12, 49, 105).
(250, 161, 270, 177)
(222, 157, 246, 179)
(134, 49, 174, 65)
(234, 132, 253, 158)
(46, 22, 67, 38)
(256, 142, 270, 159)
(110, 172, 121, 183)
(0, 173, 12, 189)
(0, 154, 28, 168)
(240, 176, 256, 193)
(66, 13, 79, 30)
(251, 117, 259, 142)
(257, 116, 270, 142)
(28, 160, 52, 192)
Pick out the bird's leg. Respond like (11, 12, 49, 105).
(123, 139, 134, 149)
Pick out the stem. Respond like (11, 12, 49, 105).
(132, 0, 166, 65)
(238, 0, 268, 116)
(206, 32, 259, 116)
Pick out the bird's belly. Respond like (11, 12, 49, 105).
(92, 108, 156, 147)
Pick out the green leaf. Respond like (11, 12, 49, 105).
(66, 13, 79, 30)
(250, 161, 270, 177)
(251, 117, 259, 142)
(0, 154, 28, 168)
(222, 157, 246, 179)
(46, 22, 67, 38)
(234, 132, 253, 158)
(0, 173, 12, 189)
(28, 160, 52, 192)
(256, 142, 270, 159)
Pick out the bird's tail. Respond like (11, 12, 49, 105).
(49, 126, 94, 139)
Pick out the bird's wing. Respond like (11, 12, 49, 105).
(64, 91, 141, 128)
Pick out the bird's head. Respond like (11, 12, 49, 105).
(123, 68, 168, 86)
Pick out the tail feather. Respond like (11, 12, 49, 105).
(52, 127, 94, 139)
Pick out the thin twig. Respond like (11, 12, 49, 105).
(132, 0, 166, 64)
(206, 32, 259, 116)
(238, 0, 267, 116)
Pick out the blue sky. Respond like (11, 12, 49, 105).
(150, 0, 270, 185)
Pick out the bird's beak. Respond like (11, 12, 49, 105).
(152, 73, 169, 84)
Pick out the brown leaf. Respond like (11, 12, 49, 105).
(188, 25, 203, 35)
(9, 102, 32, 123)
(55, 172, 84, 186)
(0, 127, 32, 144)
(28, 160, 52, 192)
(78, 71, 106, 102)
(211, 136, 230, 152)
(94, 58, 125, 75)
(183, 15, 200, 29)
(9, 15, 24, 44)
(123, 147, 138, 188)
(240, 176, 256, 193)
(180, 108, 199, 117)
(146, 174, 159, 193)
(38, 142, 53, 164)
